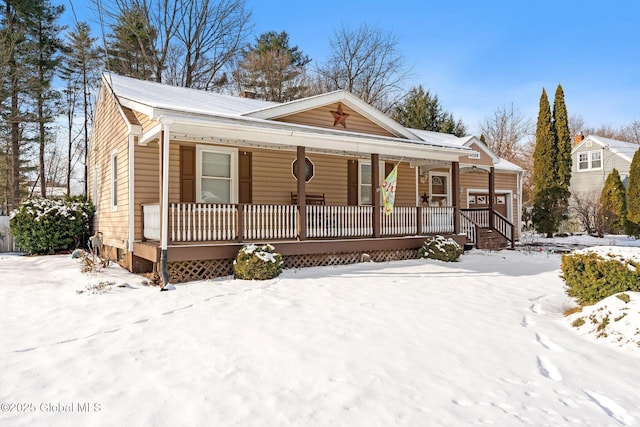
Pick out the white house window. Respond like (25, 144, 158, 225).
(577, 150, 603, 171)
(590, 150, 602, 169)
(429, 173, 449, 206)
(111, 152, 118, 210)
(197, 146, 237, 203)
(359, 162, 372, 205)
(93, 165, 98, 207)
(358, 160, 385, 205)
(578, 152, 589, 170)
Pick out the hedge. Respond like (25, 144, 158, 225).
(561, 251, 640, 305)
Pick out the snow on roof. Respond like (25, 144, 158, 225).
(104, 73, 277, 116)
(409, 128, 521, 171)
(586, 135, 640, 163)
(494, 157, 523, 172)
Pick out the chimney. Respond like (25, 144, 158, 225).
(574, 132, 584, 146)
(241, 90, 256, 99)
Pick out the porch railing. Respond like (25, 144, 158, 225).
(459, 208, 515, 248)
(142, 203, 461, 243)
(492, 210, 515, 248)
(422, 206, 455, 233)
(307, 205, 373, 238)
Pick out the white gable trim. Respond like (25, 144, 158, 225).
(244, 90, 419, 140)
(571, 135, 605, 154)
(460, 136, 500, 163)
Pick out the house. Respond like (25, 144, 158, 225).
(89, 73, 523, 284)
(571, 134, 639, 197)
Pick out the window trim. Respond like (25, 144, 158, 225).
(577, 149, 603, 171)
(110, 151, 118, 211)
(357, 160, 384, 205)
(196, 145, 238, 204)
(428, 172, 450, 206)
(93, 164, 98, 213)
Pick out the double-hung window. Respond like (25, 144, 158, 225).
(577, 150, 603, 171)
(358, 160, 385, 205)
(111, 151, 118, 210)
(196, 146, 237, 203)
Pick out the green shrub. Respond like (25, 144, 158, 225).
(561, 252, 640, 305)
(233, 244, 283, 280)
(9, 197, 94, 254)
(418, 235, 463, 262)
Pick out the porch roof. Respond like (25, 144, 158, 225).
(105, 73, 474, 162)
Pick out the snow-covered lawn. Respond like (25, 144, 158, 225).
(1, 243, 639, 426)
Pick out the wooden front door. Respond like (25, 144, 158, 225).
(468, 192, 508, 217)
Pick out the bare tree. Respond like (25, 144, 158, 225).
(97, 0, 251, 90)
(571, 191, 605, 237)
(620, 120, 640, 144)
(315, 23, 411, 112)
(568, 113, 584, 141)
(478, 104, 532, 162)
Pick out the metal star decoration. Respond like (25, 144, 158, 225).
(330, 104, 350, 128)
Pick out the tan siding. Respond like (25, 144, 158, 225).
(393, 162, 417, 206)
(252, 150, 349, 204)
(133, 143, 161, 241)
(460, 142, 494, 166)
(168, 143, 181, 203)
(276, 103, 396, 137)
(135, 112, 158, 133)
(88, 87, 130, 248)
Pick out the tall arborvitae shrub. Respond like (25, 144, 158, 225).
(532, 89, 559, 237)
(627, 149, 640, 236)
(553, 84, 572, 213)
(599, 168, 627, 234)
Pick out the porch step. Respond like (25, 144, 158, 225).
(475, 228, 509, 251)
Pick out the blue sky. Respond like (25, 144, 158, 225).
(62, 0, 640, 135)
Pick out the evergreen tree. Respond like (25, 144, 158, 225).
(553, 84, 572, 226)
(392, 85, 467, 136)
(532, 88, 560, 237)
(1, 0, 41, 208)
(600, 168, 627, 234)
(553, 84, 572, 193)
(627, 148, 640, 236)
(60, 21, 103, 196)
(107, 5, 156, 81)
(234, 31, 311, 102)
(25, 0, 65, 197)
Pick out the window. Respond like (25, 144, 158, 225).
(196, 146, 237, 203)
(111, 152, 118, 210)
(429, 173, 449, 206)
(292, 157, 315, 182)
(591, 151, 602, 169)
(578, 152, 589, 170)
(577, 150, 603, 171)
(359, 162, 373, 205)
(93, 165, 98, 207)
(358, 160, 384, 205)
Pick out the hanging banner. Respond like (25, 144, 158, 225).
(381, 163, 399, 216)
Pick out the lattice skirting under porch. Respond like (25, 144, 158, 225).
(168, 259, 233, 283)
(167, 248, 420, 283)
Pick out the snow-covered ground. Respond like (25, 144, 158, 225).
(1, 236, 639, 426)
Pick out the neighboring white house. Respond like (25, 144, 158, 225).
(570, 134, 639, 197)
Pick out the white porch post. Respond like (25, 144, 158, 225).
(160, 122, 171, 288)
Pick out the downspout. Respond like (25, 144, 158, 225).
(127, 133, 136, 252)
(160, 122, 171, 290)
